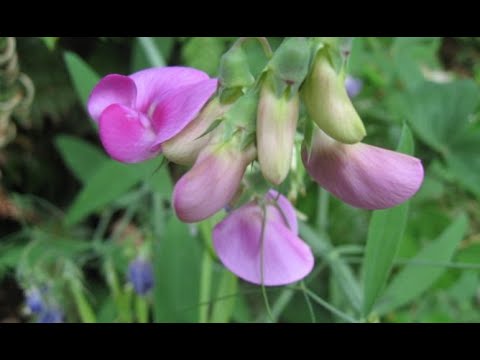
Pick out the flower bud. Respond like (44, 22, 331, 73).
(257, 78, 299, 185)
(303, 50, 366, 144)
(173, 142, 256, 223)
(162, 98, 230, 166)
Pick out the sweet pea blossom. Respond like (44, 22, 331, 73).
(87, 67, 217, 163)
(173, 142, 256, 223)
(303, 126, 424, 209)
(213, 190, 314, 286)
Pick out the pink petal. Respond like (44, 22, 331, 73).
(173, 144, 255, 223)
(303, 129, 424, 209)
(213, 203, 314, 286)
(87, 74, 137, 122)
(151, 78, 218, 145)
(265, 190, 298, 234)
(99, 104, 159, 163)
(129, 66, 212, 114)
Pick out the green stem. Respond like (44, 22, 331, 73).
(135, 295, 149, 323)
(317, 188, 330, 232)
(198, 246, 213, 323)
(70, 281, 96, 323)
(302, 287, 359, 323)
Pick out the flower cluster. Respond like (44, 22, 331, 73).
(87, 37, 424, 287)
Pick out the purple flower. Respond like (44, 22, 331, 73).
(87, 67, 218, 163)
(37, 307, 64, 323)
(303, 127, 424, 209)
(345, 75, 363, 98)
(128, 258, 154, 295)
(25, 288, 45, 314)
(173, 143, 256, 223)
(213, 190, 314, 286)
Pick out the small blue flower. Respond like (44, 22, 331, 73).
(25, 288, 45, 314)
(128, 258, 154, 295)
(345, 75, 363, 98)
(38, 308, 64, 323)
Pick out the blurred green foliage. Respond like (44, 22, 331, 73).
(1, 37, 479, 323)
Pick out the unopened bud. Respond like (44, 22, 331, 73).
(303, 50, 366, 144)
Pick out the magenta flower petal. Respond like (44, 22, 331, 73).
(303, 129, 424, 209)
(151, 78, 218, 145)
(173, 144, 255, 223)
(87, 74, 137, 122)
(99, 104, 158, 163)
(129, 66, 212, 113)
(265, 190, 298, 234)
(213, 203, 314, 286)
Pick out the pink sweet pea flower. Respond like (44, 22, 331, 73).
(213, 190, 314, 286)
(303, 127, 424, 209)
(173, 142, 256, 223)
(87, 67, 218, 163)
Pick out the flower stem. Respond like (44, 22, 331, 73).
(317, 188, 330, 232)
(135, 295, 149, 323)
(198, 222, 213, 323)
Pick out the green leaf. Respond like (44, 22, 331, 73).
(137, 37, 167, 67)
(375, 214, 468, 315)
(63, 51, 100, 107)
(362, 125, 414, 316)
(65, 157, 162, 226)
(131, 37, 174, 72)
(391, 37, 441, 90)
(40, 37, 59, 51)
(55, 135, 108, 184)
(445, 128, 480, 198)
(406, 80, 479, 154)
(153, 216, 201, 322)
(182, 37, 226, 76)
(299, 222, 362, 312)
(210, 270, 238, 323)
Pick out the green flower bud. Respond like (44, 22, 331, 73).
(302, 49, 366, 144)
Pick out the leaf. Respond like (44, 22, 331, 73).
(40, 37, 59, 51)
(137, 37, 167, 67)
(391, 37, 441, 90)
(210, 270, 238, 323)
(131, 37, 174, 72)
(299, 222, 362, 312)
(55, 135, 108, 184)
(375, 214, 468, 315)
(153, 216, 201, 322)
(63, 51, 100, 107)
(182, 37, 226, 76)
(362, 124, 414, 316)
(445, 128, 480, 198)
(405, 80, 479, 154)
(65, 157, 162, 226)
